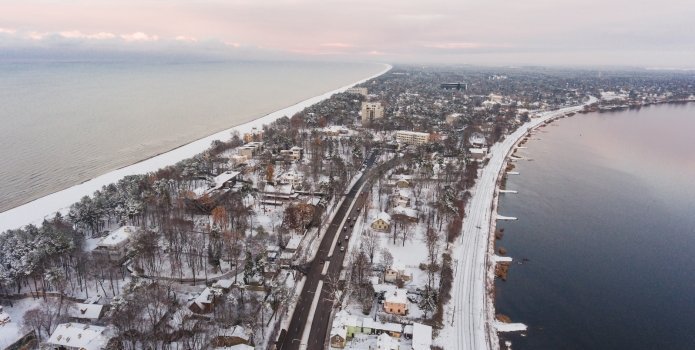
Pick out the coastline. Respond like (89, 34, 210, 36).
(484, 97, 598, 349)
(0, 63, 392, 233)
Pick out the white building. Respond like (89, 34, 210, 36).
(279, 146, 303, 161)
(45, 323, 111, 350)
(361, 102, 384, 125)
(346, 87, 368, 96)
(277, 171, 304, 189)
(395, 131, 430, 146)
(93, 226, 135, 262)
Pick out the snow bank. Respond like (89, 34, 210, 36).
(493, 322, 527, 332)
(0, 64, 392, 233)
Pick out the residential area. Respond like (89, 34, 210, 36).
(1, 65, 694, 350)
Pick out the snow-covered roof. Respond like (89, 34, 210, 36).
(210, 171, 240, 191)
(68, 303, 104, 320)
(215, 344, 254, 350)
(212, 279, 233, 289)
(391, 206, 417, 219)
(374, 212, 391, 224)
(330, 324, 347, 340)
(334, 310, 360, 329)
(384, 288, 408, 305)
(412, 323, 433, 350)
(285, 236, 303, 251)
(46, 323, 110, 350)
(376, 333, 400, 350)
(469, 147, 487, 154)
(263, 184, 293, 194)
(96, 226, 134, 248)
(217, 325, 250, 341)
(191, 288, 214, 310)
(362, 318, 402, 333)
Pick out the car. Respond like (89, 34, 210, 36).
(357, 208, 361, 212)
(337, 241, 342, 246)
(340, 246, 345, 252)
(343, 226, 347, 231)
(344, 236, 348, 240)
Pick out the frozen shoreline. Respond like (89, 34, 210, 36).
(437, 96, 596, 350)
(0, 63, 392, 233)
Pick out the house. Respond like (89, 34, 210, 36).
(229, 154, 248, 168)
(45, 323, 111, 350)
(395, 130, 430, 146)
(277, 171, 304, 189)
(279, 146, 303, 161)
(361, 318, 403, 337)
(411, 323, 433, 350)
(280, 236, 303, 265)
(376, 333, 400, 350)
(266, 245, 280, 262)
(384, 263, 413, 283)
(212, 279, 234, 293)
(209, 171, 240, 192)
(238, 142, 264, 158)
(93, 226, 135, 262)
(469, 133, 487, 147)
(210, 325, 251, 348)
(393, 189, 412, 207)
(330, 326, 347, 348)
(243, 127, 263, 143)
(189, 287, 216, 314)
(332, 310, 361, 340)
(262, 184, 298, 204)
(384, 289, 409, 315)
(391, 207, 418, 223)
(371, 212, 391, 232)
(469, 147, 488, 160)
(68, 303, 105, 322)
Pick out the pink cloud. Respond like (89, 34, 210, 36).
(120, 32, 159, 42)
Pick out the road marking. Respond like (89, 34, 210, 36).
(321, 261, 330, 275)
(299, 280, 323, 350)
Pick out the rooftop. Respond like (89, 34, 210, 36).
(46, 323, 110, 350)
(96, 226, 135, 247)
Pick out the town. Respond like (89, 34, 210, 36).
(1, 65, 694, 350)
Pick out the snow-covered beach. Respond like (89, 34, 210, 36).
(0, 64, 392, 233)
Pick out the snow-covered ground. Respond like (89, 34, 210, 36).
(0, 64, 392, 233)
(437, 97, 596, 350)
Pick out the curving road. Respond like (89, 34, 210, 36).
(448, 98, 597, 350)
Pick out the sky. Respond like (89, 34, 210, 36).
(1, 0, 694, 67)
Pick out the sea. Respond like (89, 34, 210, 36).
(0, 60, 383, 213)
(495, 102, 695, 349)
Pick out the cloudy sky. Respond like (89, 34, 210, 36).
(1, 0, 693, 67)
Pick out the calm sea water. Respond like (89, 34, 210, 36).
(495, 103, 695, 349)
(0, 60, 382, 212)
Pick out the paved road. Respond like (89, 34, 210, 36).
(448, 98, 596, 350)
(277, 150, 380, 350)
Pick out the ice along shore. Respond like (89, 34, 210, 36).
(438, 96, 597, 350)
(0, 63, 392, 233)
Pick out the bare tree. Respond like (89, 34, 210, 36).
(362, 229, 380, 264)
